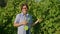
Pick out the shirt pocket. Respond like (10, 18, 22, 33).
(19, 16, 25, 23)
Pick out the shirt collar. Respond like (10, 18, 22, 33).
(21, 12, 29, 16)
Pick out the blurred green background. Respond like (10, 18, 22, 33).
(0, 0, 60, 34)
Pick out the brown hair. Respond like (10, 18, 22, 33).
(21, 3, 28, 10)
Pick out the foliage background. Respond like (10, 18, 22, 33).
(0, 0, 60, 34)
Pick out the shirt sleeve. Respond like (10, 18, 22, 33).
(29, 16, 33, 25)
(14, 14, 20, 23)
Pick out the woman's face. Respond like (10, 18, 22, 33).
(22, 6, 28, 14)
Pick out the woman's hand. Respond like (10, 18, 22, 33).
(14, 20, 28, 27)
(38, 18, 43, 23)
(21, 20, 28, 25)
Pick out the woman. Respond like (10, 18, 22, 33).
(14, 3, 42, 34)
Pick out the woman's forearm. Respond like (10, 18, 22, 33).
(32, 20, 39, 26)
(14, 23, 22, 27)
(32, 19, 43, 26)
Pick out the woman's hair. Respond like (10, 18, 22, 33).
(21, 3, 28, 10)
